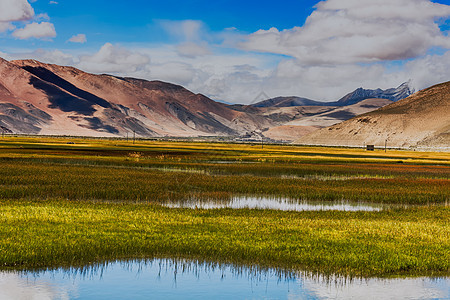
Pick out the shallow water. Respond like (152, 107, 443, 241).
(1, 259, 448, 300)
(165, 196, 384, 211)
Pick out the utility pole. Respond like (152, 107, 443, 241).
(385, 139, 387, 153)
(126, 132, 128, 142)
(133, 130, 136, 144)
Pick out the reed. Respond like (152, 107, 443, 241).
(0, 200, 447, 277)
(0, 159, 447, 204)
(0, 136, 448, 276)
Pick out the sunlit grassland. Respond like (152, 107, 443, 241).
(0, 160, 448, 204)
(0, 136, 448, 276)
(0, 200, 448, 277)
(0, 136, 449, 165)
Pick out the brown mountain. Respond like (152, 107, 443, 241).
(1, 58, 267, 137)
(0, 58, 392, 140)
(298, 81, 450, 149)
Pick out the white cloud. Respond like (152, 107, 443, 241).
(49, 1, 58, 4)
(17, 49, 75, 65)
(161, 20, 205, 42)
(0, 51, 11, 60)
(0, 272, 74, 300)
(0, 22, 15, 33)
(0, 1, 55, 40)
(266, 60, 404, 100)
(302, 277, 449, 300)
(404, 50, 450, 91)
(241, 0, 450, 65)
(150, 61, 201, 85)
(0, 0, 34, 34)
(12, 21, 56, 39)
(77, 43, 150, 74)
(36, 13, 50, 21)
(68, 33, 87, 43)
(176, 42, 211, 58)
(0, 0, 34, 22)
(160, 20, 215, 58)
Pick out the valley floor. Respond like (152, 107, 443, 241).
(0, 136, 448, 277)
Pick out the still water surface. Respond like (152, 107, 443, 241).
(165, 196, 384, 211)
(1, 259, 448, 300)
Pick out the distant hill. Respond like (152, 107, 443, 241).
(251, 82, 413, 108)
(334, 82, 414, 106)
(284, 98, 393, 128)
(251, 96, 326, 108)
(298, 81, 450, 149)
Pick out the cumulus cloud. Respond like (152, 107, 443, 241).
(8, 48, 75, 65)
(0, 22, 15, 33)
(161, 20, 205, 42)
(0, 0, 34, 33)
(68, 33, 87, 43)
(12, 22, 56, 39)
(404, 50, 450, 90)
(0, 0, 34, 22)
(0, 0, 56, 40)
(241, 0, 450, 65)
(160, 20, 214, 58)
(77, 43, 150, 74)
(150, 61, 203, 85)
(35, 13, 50, 21)
(266, 60, 403, 100)
(176, 42, 211, 58)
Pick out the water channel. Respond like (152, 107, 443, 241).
(1, 259, 448, 300)
(3, 197, 447, 299)
(165, 196, 387, 212)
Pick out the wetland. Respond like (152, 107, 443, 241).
(0, 136, 448, 297)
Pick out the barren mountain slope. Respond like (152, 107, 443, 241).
(262, 98, 392, 141)
(287, 98, 393, 128)
(298, 81, 450, 149)
(0, 58, 100, 135)
(0, 58, 401, 139)
(10, 59, 249, 136)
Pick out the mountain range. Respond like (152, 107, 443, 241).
(250, 82, 413, 108)
(298, 81, 450, 149)
(0, 57, 422, 143)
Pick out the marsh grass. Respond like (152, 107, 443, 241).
(0, 137, 448, 276)
(0, 200, 448, 277)
(0, 159, 447, 204)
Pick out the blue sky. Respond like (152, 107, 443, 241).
(4, 0, 319, 49)
(2, 0, 450, 103)
(37, 0, 317, 36)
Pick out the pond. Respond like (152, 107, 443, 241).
(165, 196, 384, 211)
(1, 259, 448, 300)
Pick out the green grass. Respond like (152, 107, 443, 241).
(0, 200, 448, 277)
(0, 158, 447, 204)
(0, 136, 448, 276)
